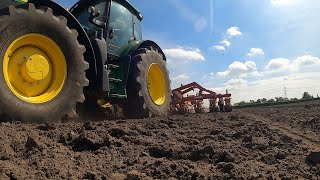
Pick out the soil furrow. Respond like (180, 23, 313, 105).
(241, 111, 320, 151)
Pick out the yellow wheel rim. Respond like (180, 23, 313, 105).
(147, 63, 166, 105)
(3, 34, 67, 104)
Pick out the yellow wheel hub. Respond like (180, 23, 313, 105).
(21, 54, 50, 82)
(147, 63, 166, 105)
(3, 34, 67, 103)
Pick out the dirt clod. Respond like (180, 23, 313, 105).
(126, 170, 151, 180)
(25, 136, 40, 152)
(83, 121, 96, 130)
(307, 152, 320, 164)
(37, 122, 56, 131)
(217, 162, 235, 173)
(109, 128, 128, 138)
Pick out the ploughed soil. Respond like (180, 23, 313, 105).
(0, 101, 320, 179)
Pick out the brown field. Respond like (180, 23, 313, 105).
(0, 101, 319, 179)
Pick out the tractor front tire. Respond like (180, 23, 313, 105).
(0, 4, 89, 123)
(125, 48, 171, 118)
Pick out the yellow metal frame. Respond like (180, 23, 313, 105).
(3, 34, 67, 103)
(147, 63, 166, 105)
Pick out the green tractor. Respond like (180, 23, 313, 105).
(0, 0, 171, 123)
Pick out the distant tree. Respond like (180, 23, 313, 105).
(275, 97, 284, 102)
(249, 100, 255, 104)
(267, 98, 275, 103)
(261, 98, 267, 103)
(283, 97, 289, 101)
(238, 101, 247, 106)
(302, 92, 312, 100)
(256, 99, 262, 104)
(317, 94, 319, 98)
(290, 98, 298, 101)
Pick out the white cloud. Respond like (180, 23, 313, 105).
(171, 74, 191, 88)
(247, 48, 265, 57)
(164, 47, 205, 62)
(220, 39, 231, 47)
(210, 45, 225, 51)
(227, 27, 242, 37)
(265, 55, 320, 72)
(265, 58, 290, 71)
(292, 55, 320, 67)
(225, 78, 248, 90)
(217, 61, 260, 78)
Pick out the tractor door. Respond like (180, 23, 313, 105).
(107, 1, 134, 57)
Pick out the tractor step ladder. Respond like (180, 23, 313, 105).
(108, 63, 126, 98)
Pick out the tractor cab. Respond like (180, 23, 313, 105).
(70, 0, 143, 57)
(69, 0, 145, 98)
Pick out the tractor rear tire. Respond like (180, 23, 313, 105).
(125, 48, 171, 118)
(0, 4, 89, 123)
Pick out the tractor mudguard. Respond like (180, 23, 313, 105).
(91, 38, 109, 92)
(26, 0, 100, 91)
(121, 40, 167, 61)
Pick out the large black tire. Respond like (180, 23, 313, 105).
(0, 4, 89, 123)
(125, 47, 171, 118)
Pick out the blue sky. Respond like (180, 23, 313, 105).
(57, 0, 320, 103)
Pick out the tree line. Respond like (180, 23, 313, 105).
(234, 92, 318, 106)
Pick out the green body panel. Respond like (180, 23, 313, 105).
(108, 40, 145, 98)
(120, 40, 143, 57)
(108, 41, 142, 98)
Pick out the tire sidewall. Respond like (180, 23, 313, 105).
(0, 7, 84, 122)
(138, 50, 171, 117)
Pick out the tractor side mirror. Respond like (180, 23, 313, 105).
(88, 6, 100, 17)
(88, 6, 106, 30)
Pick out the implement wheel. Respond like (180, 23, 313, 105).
(125, 48, 171, 118)
(0, 4, 89, 123)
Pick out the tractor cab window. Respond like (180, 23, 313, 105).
(107, 1, 134, 56)
(133, 15, 142, 40)
(76, 1, 107, 37)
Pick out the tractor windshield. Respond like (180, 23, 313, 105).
(107, 1, 142, 56)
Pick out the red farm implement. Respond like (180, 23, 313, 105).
(171, 82, 232, 114)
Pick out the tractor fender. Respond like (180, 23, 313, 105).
(27, 0, 99, 90)
(122, 40, 167, 61)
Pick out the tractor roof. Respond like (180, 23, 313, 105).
(70, 0, 142, 20)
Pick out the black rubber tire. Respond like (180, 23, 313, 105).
(0, 4, 89, 123)
(125, 47, 171, 118)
